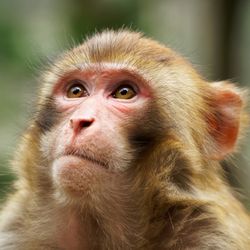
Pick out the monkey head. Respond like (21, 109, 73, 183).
(23, 30, 245, 206)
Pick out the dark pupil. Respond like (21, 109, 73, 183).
(72, 87, 81, 95)
(120, 88, 128, 95)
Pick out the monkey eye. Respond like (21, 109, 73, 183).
(112, 85, 136, 99)
(66, 81, 89, 98)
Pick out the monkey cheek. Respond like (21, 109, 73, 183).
(52, 156, 106, 197)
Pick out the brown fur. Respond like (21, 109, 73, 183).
(0, 30, 249, 249)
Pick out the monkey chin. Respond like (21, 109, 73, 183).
(52, 155, 110, 201)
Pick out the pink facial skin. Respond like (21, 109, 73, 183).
(45, 68, 153, 197)
(53, 68, 152, 114)
(53, 68, 152, 144)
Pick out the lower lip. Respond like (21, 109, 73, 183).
(54, 155, 106, 170)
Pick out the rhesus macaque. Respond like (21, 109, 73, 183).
(0, 30, 249, 250)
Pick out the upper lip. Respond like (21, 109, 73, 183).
(62, 148, 108, 169)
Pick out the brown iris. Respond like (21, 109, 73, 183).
(66, 82, 88, 98)
(112, 85, 136, 99)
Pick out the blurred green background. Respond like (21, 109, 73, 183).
(0, 0, 249, 207)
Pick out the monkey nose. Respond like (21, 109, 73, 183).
(70, 118, 95, 133)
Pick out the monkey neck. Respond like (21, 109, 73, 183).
(53, 178, 146, 249)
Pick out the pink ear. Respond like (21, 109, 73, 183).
(206, 81, 245, 160)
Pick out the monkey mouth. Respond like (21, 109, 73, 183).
(61, 149, 109, 169)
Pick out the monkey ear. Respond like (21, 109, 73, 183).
(205, 81, 247, 160)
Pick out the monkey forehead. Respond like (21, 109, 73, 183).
(40, 30, 203, 98)
(54, 31, 177, 71)
(73, 30, 178, 64)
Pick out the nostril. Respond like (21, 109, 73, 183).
(79, 120, 93, 128)
(70, 118, 94, 132)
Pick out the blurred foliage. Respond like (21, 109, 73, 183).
(0, 0, 249, 208)
(70, 0, 139, 35)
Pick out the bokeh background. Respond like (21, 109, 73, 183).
(0, 0, 249, 208)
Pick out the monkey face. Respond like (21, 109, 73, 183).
(39, 66, 154, 200)
(36, 30, 244, 205)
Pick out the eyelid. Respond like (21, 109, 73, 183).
(109, 80, 139, 95)
(65, 79, 88, 92)
(65, 80, 90, 98)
